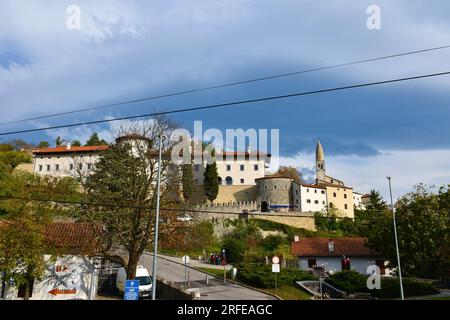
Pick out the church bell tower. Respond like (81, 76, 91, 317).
(316, 140, 326, 183)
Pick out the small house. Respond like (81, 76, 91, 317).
(291, 237, 388, 275)
(1, 222, 102, 300)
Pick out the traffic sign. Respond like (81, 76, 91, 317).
(272, 264, 280, 273)
(125, 280, 140, 289)
(182, 255, 190, 264)
(124, 279, 140, 300)
(272, 256, 280, 264)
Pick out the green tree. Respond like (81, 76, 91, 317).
(0, 172, 80, 299)
(367, 184, 450, 279)
(222, 237, 246, 263)
(37, 141, 50, 148)
(71, 140, 81, 147)
(203, 162, 219, 204)
(0, 209, 50, 300)
(0, 151, 32, 173)
(55, 136, 64, 147)
(168, 221, 217, 255)
(182, 164, 194, 204)
(77, 118, 181, 279)
(85, 133, 108, 146)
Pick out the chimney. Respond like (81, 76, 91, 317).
(66, 143, 71, 150)
(328, 240, 334, 253)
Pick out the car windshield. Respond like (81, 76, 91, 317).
(135, 276, 152, 286)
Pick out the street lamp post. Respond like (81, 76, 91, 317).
(387, 176, 405, 300)
(151, 133, 163, 300)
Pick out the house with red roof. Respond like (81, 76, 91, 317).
(1, 222, 102, 300)
(291, 237, 389, 275)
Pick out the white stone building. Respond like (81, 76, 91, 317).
(353, 192, 365, 210)
(193, 151, 271, 186)
(32, 144, 108, 178)
(296, 183, 327, 213)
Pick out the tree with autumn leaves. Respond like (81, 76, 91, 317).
(75, 118, 184, 279)
(0, 170, 80, 299)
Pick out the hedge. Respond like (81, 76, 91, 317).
(235, 263, 315, 289)
(326, 271, 439, 299)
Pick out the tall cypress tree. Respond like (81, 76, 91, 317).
(182, 163, 194, 204)
(203, 162, 219, 204)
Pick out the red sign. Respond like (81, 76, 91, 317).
(48, 288, 77, 296)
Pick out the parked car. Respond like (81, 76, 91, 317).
(177, 214, 193, 222)
(116, 266, 152, 299)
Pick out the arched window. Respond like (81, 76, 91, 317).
(218, 177, 223, 185)
(225, 176, 233, 185)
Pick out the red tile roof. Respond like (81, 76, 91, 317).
(32, 145, 109, 154)
(0, 221, 102, 255)
(291, 237, 382, 257)
(44, 222, 102, 255)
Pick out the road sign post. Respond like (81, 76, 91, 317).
(124, 280, 140, 300)
(272, 256, 280, 293)
(182, 255, 190, 290)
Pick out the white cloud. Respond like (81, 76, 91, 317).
(273, 149, 450, 200)
(1, 0, 450, 123)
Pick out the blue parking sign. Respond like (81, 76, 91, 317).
(124, 279, 140, 300)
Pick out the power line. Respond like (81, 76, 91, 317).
(1, 70, 450, 137)
(2, 44, 450, 126)
(0, 195, 395, 221)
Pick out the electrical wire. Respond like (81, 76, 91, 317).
(2, 44, 450, 126)
(1, 70, 450, 137)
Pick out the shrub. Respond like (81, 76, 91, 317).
(235, 263, 315, 289)
(222, 237, 246, 263)
(326, 271, 439, 298)
(261, 234, 287, 252)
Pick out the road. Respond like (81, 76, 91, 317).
(141, 253, 276, 300)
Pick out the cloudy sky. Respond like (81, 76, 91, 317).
(1, 0, 450, 199)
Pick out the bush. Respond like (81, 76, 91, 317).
(235, 263, 315, 289)
(326, 271, 439, 299)
(222, 237, 246, 263)
(260, 235, 287, 252)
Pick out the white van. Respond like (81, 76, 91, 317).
(116, 266, 152, 299)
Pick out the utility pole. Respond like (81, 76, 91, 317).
(387, 176, 405, 300)
(151, 133, 163, 300)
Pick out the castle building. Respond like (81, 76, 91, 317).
(30, 136, 359, 217)
(30, 136, 271, 205)
(255, 141, 357, 218)
(32, 144, 108, 178)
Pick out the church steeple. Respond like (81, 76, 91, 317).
(316, 140, 326, 182)
(316, 140, 324, 162)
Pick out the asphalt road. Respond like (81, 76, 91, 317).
(142, 253, 276, 300)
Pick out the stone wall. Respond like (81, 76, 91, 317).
(191, 207, 316, 231)
(156, 280, 193, 300)
(190, 185, 257, 205)
(253, 214, 316, 231)
(215, 185, 257, 203)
